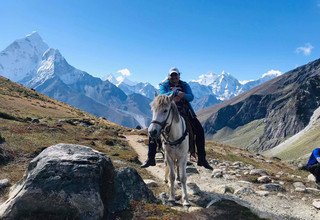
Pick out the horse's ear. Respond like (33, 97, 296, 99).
(171, 102, 180, 123)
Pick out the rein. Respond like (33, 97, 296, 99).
(161, 119, 188, 147)
(150, 104, 188, 147)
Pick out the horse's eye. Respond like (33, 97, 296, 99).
(164, 109, 168, 113)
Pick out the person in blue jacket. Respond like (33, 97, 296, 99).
(141, 67, 213, 170)
(303, 148, 320, 184)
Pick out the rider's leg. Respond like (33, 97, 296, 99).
(190, 116, 213, 170)
(141, 137, 157, 168)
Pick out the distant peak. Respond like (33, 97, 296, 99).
(221, 70, 229, 76)
(25, 31, 43, 42)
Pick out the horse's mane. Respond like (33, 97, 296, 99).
(151, 95, 171, 111)
(151, 95, 180, 123)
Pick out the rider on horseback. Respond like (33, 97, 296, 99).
(141, 67, 213, 170)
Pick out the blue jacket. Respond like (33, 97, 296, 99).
(307, 148, 320, 167)
(159, 79, 196, 117)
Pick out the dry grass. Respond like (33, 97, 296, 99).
(0, 76, 181, 217)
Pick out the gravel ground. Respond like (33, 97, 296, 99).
(127, 135, 320, 220)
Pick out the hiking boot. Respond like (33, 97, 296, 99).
(197, 159, 213, 170)
(141, 159, 156, 168)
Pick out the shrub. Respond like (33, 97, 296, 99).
(0, 133, 5, 143)
(0, 111, 17, 120)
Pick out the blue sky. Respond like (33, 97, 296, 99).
(1, 0, 320, 85)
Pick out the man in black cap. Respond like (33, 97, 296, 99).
(141, 67, 213, 170)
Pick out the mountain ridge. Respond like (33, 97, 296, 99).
(199, 58, 320, 152)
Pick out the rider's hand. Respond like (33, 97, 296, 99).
(173, 96, 181, 102)
(177, 91, 185, 99)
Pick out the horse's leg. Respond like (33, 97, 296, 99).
(167, 156, 176, 203)
(176, 161, 180, 182)
(164, 159, 168, 183)
(179, 155, 190, 206)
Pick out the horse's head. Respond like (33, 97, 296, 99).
(148, 95, 179, 138)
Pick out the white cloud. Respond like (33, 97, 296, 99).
(117, 68, 131, 76)
(295, 43, 314, 56)
(262, 69, 282, 78)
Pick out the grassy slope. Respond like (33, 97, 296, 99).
(264, 125, 320, 162)
(0, 76, 138, 180)
(210, 119, 266, 150)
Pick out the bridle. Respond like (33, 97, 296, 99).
(150, 106, 173, 133)
(150, 104, 188, 147)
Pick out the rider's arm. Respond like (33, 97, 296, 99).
(159, 82, 173, 96)
(181, 82, 194, 102)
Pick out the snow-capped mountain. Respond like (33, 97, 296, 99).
(0, 32, 49, 82)
(105, 74, 157, 100)
(190, 70, 282, 101)
(0, 32, 283, 126)
(118, 82, 157, 100)
(0, 33, 151, 128)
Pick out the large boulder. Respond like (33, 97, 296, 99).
(0, 143, 156, 219)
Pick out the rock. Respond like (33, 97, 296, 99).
(0, 143, 14, 165)
(213, 185, 235, 194)
(306, 187, 320, 195)
(256, 190, 270, 196)
(234, 187, 255, 196)
(210, 159, 220, 165)
(0, 144, 156, 219)
(293, 182, 306, 192)
(186, 165, 199, 174)
(110, 167, 157, 212)
(258, 183, 286, 192)
(257, 176, 271, 183)
(31, 118, 40, 123)
(0, 178, 10, 190)
(187, 182, 202, 195)
(232, 161, 242, 166)
(249, 169, 268, 176)
(144, 179, 158, 188)
(211, 169, 223, 178)
(159, 192, 168, 204)
(308, 174, 316, 182)
(312, 199, 320, 209)
(206, 197, 222, 208)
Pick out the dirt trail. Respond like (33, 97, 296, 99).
(126, 134, 320, 220)
(126, 135, 166, 181)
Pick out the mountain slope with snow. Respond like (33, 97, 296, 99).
(0, 33, 151, 128)
(0, 32, 49, 82)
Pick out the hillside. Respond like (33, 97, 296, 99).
(0, 76, 140, 182)
(264, 106, 320, 161)
(2, 76, 320, 219)
(199, 58, 320, 153)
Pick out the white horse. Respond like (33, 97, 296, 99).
(148, 95, 190, 206)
